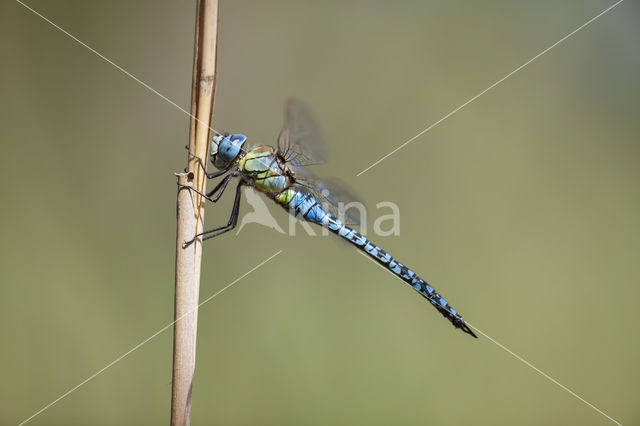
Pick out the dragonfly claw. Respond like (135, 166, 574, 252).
(182, 237, 196, 248)
(185, 145, 203, 162)
(177, 182, 195, 194)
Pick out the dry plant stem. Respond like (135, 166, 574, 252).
(172, 0, 218, 425)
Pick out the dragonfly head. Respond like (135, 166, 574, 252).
(210, 133, 247, 169)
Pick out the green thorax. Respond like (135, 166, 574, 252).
(238, 145, 290, 196)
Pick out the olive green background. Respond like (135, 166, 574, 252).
(1, 1, 638, 425)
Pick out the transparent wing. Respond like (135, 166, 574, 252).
(277, 98, 327, 166)
(291, 163, 363, 226)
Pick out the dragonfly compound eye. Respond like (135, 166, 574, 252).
(213, 133, 247, 168)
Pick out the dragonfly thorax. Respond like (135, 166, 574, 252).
(210, 133, 247, 169)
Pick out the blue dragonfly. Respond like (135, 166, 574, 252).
(186, 99, 477, 338)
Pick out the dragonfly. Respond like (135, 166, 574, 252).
(184, 99, 477, 338)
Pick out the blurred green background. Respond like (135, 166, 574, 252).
(1, 1, 639, 425)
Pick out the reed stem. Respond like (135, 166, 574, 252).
(171, 1, 218, 425)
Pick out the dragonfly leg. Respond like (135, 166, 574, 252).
(183, 182, 242, 246)
(185, 145, 230, 179)
(207, 174, 233, 201)
(178, 173, 233, 203)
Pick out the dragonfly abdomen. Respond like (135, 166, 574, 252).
(333, 220, 476, 338)
(278, 187, 477, 338)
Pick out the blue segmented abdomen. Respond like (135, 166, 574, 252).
(278, 187, 477, 338)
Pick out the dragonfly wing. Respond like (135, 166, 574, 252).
(291, 164, 363, 226)
(277, 98, 327, 166)
(278, 99, 362, 225)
